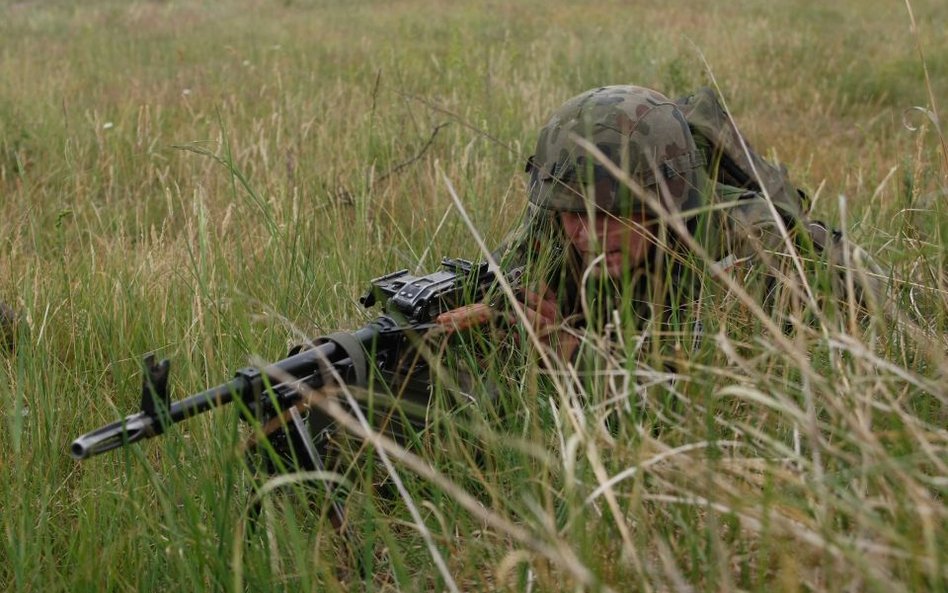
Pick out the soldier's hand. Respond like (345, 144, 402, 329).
(516, 285, 579, 362)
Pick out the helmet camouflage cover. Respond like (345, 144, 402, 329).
(527, 85, 705, 216)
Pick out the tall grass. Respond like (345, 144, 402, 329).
(1, 0, 945, 591)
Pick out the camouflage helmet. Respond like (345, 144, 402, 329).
(526, 85, 705, 216)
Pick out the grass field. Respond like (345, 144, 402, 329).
(1, 0, 946, 591)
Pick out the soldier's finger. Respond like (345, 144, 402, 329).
(521, 304, 543, 328)
(522, 289, 558, 323)
(538, 281, 556, 303)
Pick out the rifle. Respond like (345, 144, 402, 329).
(70, 258, 520, 473)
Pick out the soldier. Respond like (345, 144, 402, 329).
(500, 85, 884, 361)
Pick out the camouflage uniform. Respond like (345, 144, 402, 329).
(497, 85, 885, 342)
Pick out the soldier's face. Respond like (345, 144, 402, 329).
(560, 210, 655, 279)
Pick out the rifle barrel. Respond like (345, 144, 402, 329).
(69, 322, 387, 460)
(69, 379, 244, 460)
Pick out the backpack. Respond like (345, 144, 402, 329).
(676, 88, 887, 308)
(676, 87, 810, 222)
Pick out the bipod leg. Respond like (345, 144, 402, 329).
(286, 406, 372, 581)
(242, 444, 268, 539)
(286, 406, 348, 529)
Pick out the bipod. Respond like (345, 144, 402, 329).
(242, 403, 370, 581)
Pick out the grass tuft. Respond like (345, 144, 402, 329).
(1, 1, 945, 591)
